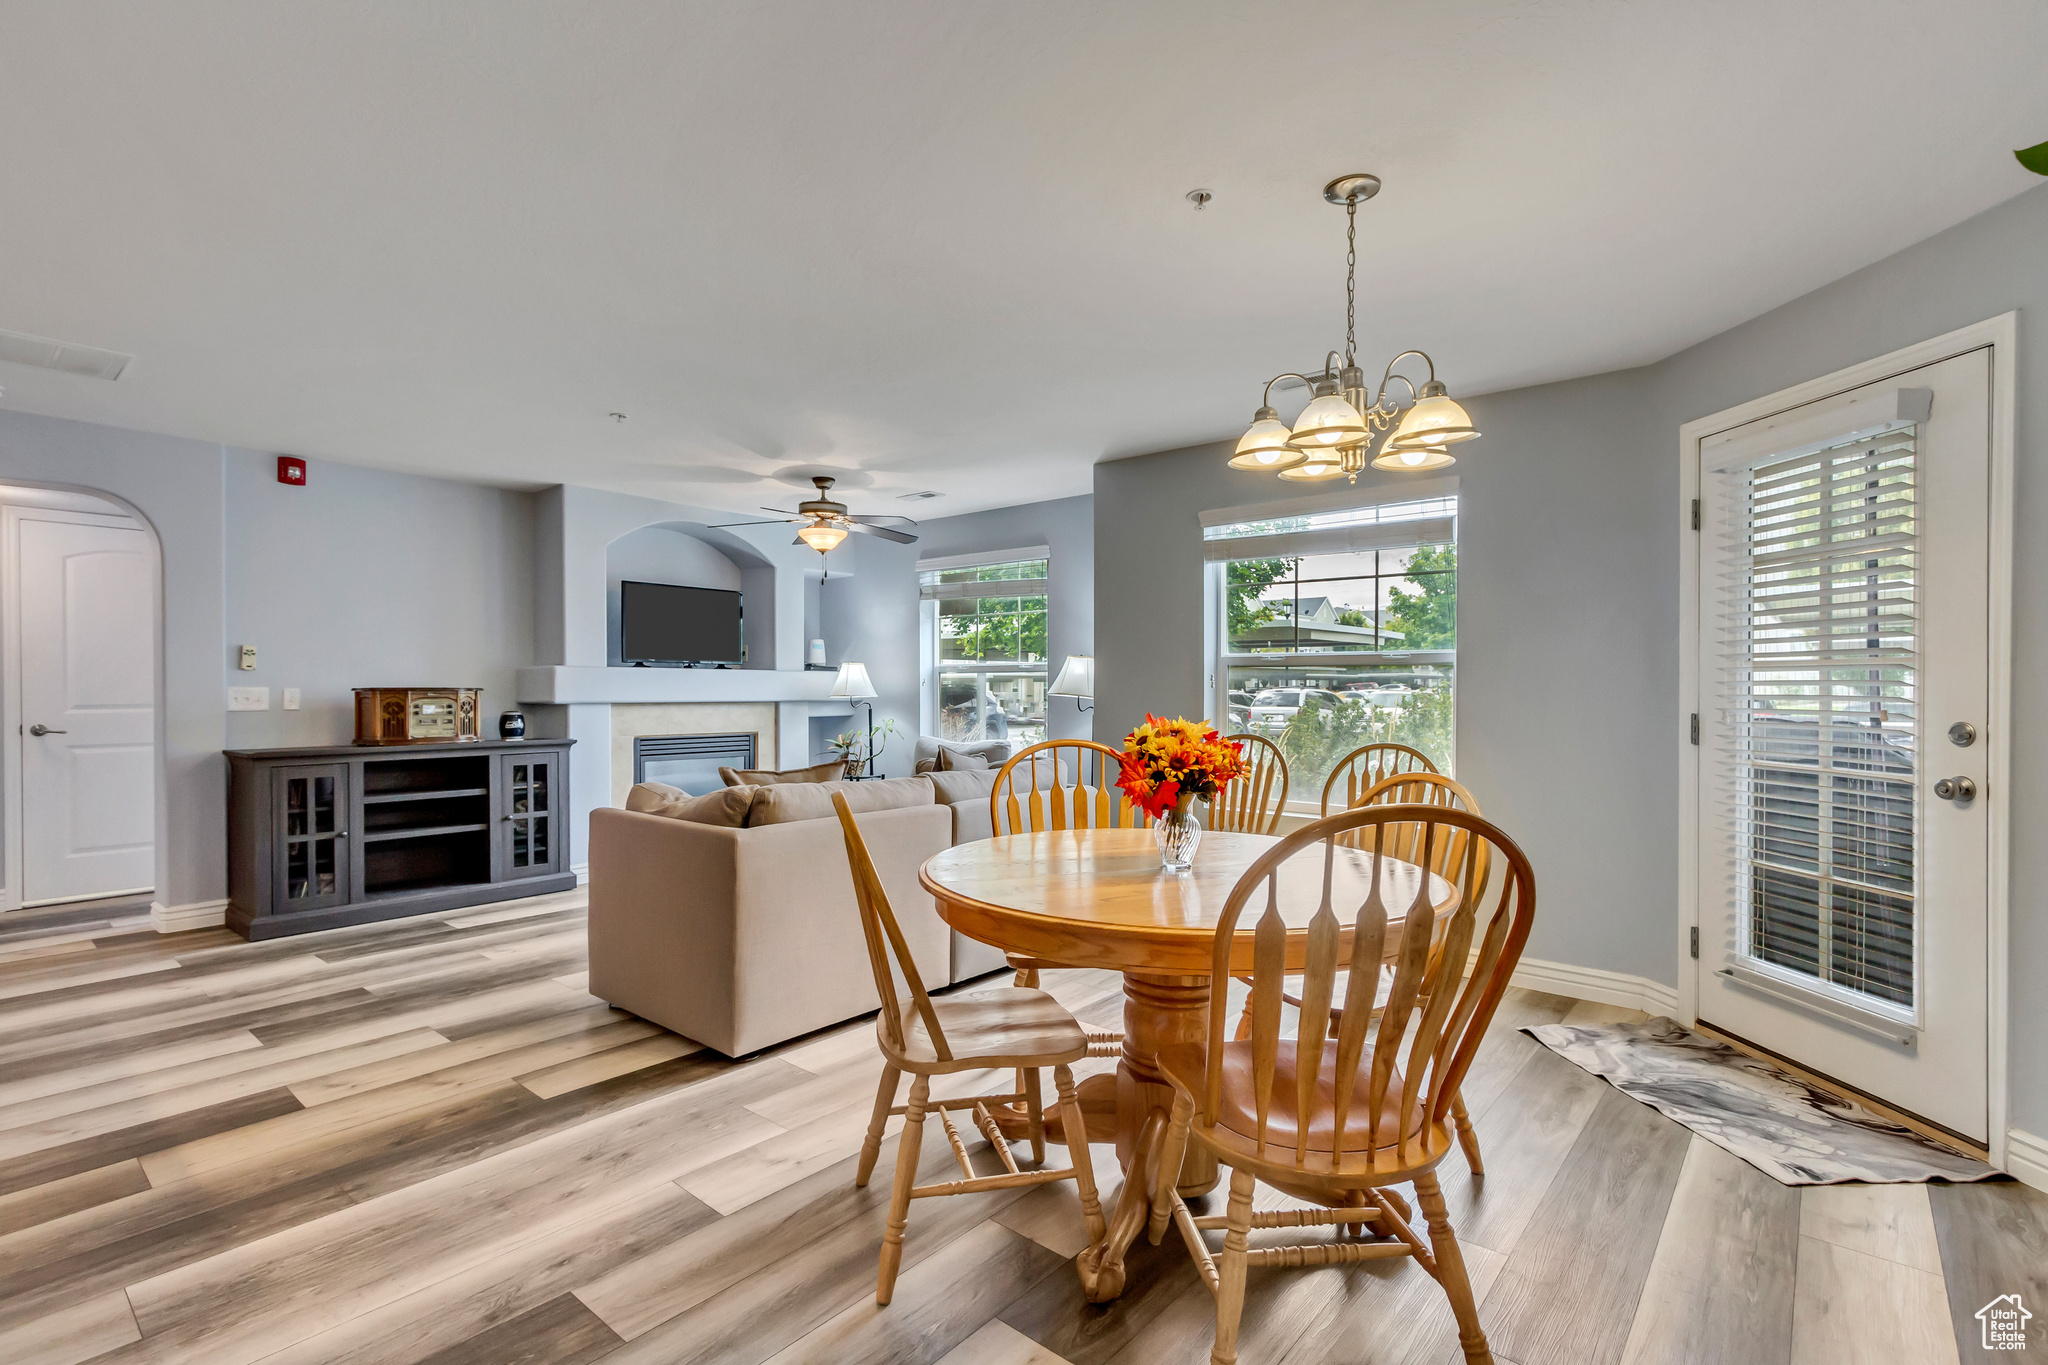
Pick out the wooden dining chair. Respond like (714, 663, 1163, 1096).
(989, 739, 1139, 1148)
(1231, 770, 1492, 1171)
(1145, 805, 1536, 1365)
(1319, 741, 1437, 815)
(1208, 733, 1288, 835)
(833, 792, 1107, 1305)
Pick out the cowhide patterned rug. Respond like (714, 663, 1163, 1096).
(1523, 1016, 2000, 1185)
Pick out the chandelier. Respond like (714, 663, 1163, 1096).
(1229, 174, 1480, 481)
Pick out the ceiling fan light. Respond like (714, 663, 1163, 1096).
(1228, 408, 1303, 470)
(1386, 392, 1480, 450)
(1371, 443, 1456, 472)
(797, 521, 849, 553)
(1286, 392, 1369, 450)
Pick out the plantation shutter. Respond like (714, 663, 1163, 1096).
(1714, 421, 1919, 1015)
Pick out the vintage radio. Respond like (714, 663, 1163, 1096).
(353, 688, 484, 745)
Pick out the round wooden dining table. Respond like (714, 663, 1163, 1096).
(920, 825, 1458, 1300)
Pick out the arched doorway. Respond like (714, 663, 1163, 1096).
(0, 483, 160, 912)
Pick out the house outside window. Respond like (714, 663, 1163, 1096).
(1206, 491, 1457, 805)
(920, 550, 1050, 745)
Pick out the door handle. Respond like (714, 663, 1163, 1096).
(1933, 776, 1978, 802)
(27, 724, 66, 736)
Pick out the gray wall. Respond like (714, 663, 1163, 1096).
(1095, 371, 1669, 988)
(224, 450, 537, 748)
(823, 493, 1095, 773)
(1096, 178, 2048, 1135)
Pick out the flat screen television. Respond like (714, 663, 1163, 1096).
(620, 581, 744, 666)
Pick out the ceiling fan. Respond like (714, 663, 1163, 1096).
(709, 476, 918, 576)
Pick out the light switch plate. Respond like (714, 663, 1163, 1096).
(228, 686, 270, 712)
(282, 688, 301, 710)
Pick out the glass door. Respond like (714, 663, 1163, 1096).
(273, 763, 350, 911)
(499, 752, 561, 879)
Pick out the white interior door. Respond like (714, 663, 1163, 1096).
(1695, 348, 1990, 1142)
(17, 514, 156, 904)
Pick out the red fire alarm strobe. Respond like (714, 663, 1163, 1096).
(277, 455, 307, 486)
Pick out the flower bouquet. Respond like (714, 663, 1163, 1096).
(1116, 714, 1247, 870)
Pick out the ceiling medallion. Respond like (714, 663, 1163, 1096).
(1229, 174, 1481, 481)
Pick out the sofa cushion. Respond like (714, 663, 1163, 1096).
(720, 759, 846, 786)
(938, 747, 989, 772)
(624, 782, 756, 827)
(744, 774, 937, 827)
(928, 768, 1000, 807)
(913, 737, 1013, 774)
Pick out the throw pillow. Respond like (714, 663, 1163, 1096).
(745, 775, 937, 827)
(927, 768, 1000, 806)
(937, 747, 989, 772)
(718, 759, 846, 787)
(624, 782, 756, 827)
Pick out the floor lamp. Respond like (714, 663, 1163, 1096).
(830, 661, 879, 775)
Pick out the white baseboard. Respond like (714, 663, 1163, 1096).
(150, 898, 229, 933)
(2005, 1127, 2048, 1193)
(1502, 955, 1681, 1016)
(572, 862, 590, 886)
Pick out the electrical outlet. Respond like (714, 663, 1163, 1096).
(237, 645, 257, 671)
(282, 688, 301, 710)
(228, 686, 270, 712)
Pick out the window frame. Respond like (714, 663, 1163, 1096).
(919, 547, 1052, 748)
(1205, 484, 1459, 812)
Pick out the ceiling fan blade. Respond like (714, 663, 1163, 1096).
(846, 521, 917, 544)
(844, 513, 919, 526)
(759, 506, 805, 517)
(706, 518, 798, 528)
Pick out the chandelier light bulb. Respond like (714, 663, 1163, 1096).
(1286, 391, 1369, 450)
(1386, 388, 1480, 451)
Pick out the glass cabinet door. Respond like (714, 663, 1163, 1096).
(500, 752, 560, 879)
(273, 764, 350, 910)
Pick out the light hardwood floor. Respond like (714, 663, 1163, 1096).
(0, 890, 2041, 1365)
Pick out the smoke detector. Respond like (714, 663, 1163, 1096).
(0, 328, 131, 381)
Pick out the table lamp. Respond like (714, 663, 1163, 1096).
(1049, 655, 1094, 714)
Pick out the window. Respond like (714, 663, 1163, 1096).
(1207, 493, 1457, 804)
(921, 551, 1050, 746)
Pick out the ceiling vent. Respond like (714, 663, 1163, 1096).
(0, 328, 132, 381)
(897, 490, 942, 501)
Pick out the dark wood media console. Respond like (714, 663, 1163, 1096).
(226, 739, 575, 940)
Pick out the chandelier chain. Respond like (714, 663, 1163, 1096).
(1344, 198, 1357, 366)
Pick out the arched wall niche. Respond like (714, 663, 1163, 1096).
(602, 522, 764, 666)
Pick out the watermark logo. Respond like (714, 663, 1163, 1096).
(1978, 1294, 2032, 1351)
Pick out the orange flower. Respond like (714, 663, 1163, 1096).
(1116, 714, 1245, 818)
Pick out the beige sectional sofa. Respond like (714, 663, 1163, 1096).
(587, 767, 1014, 1056)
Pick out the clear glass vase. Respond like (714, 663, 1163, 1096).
(1154, 795, 1202, 871)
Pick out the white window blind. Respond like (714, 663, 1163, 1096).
(918, 553, 1049, 601)
(1716, 423, 1918, 1013)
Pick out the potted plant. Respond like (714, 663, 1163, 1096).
(829, 717, 901, 778)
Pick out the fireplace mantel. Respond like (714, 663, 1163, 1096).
(515, 665, 845, 706)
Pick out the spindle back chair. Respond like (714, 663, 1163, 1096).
(833, 793, 1106, 1306)
(1147, 804, 1535, 1364)
(990, 739, 1150, 834)
(1207, 733, 1288, 835)
(1319, 741, 1437, 815)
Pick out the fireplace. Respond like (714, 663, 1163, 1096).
(633, 733, 756, 795)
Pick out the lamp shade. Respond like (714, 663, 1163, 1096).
(797, 521, 850, 553)
(1278, 452, 1349, 481)
(1385, 393, 1479, 450)
(1049, 655, 1095, 698)
(1226, 409, 1304, 471)
(1285, 391, 1369, 450)
(1370, 442, 1456, 472)
(828, 661, 877, 700)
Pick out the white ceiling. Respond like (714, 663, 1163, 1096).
(1, 1, 2043, 516)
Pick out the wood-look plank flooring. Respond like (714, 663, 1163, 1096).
(1, 889, 2043, 1364)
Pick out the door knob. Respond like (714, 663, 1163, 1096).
(27, 724, 66, 736)
(1933, 776, 1978, 802)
